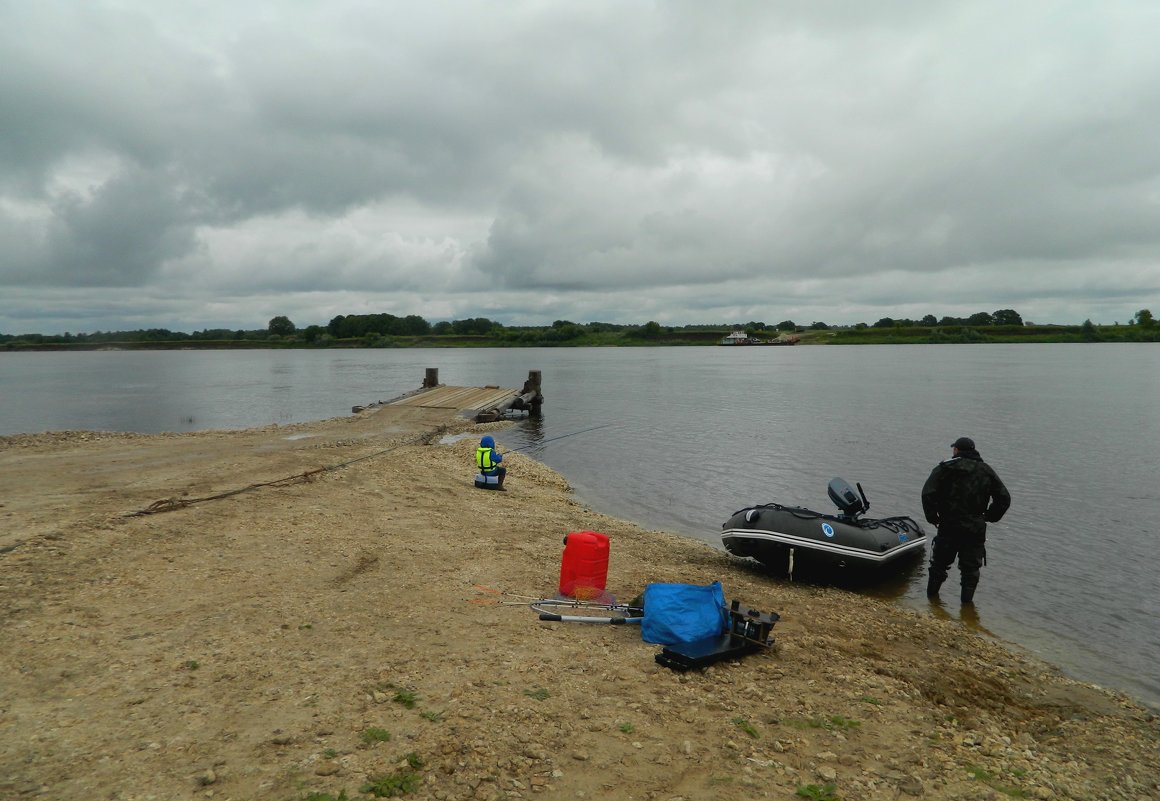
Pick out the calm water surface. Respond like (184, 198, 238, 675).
(2, 345, 1158, 708)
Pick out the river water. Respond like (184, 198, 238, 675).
(2, 345, 1158, 709)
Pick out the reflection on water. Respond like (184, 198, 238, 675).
(506, 415, 547, 456)
(929, 599, 998, 637)
(958, 604, 994, 635)
(927, 600, 955, 623)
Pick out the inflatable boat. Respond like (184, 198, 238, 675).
(721, 478, 926, 575)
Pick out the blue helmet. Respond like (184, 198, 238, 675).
(480, 435, 495, 448)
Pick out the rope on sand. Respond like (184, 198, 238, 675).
(124, 426, 451, 517)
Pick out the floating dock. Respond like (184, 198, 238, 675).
(354, 368, 543, 422)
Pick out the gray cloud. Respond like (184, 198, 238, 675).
(2, 0, 1159, 334)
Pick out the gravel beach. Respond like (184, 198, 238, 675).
(2, 406, 1157, 801)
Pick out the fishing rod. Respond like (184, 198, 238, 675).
(531, 597, 644, 625)
(506, 422, 617, 453)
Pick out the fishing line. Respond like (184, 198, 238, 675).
(506, 422, 618, 453)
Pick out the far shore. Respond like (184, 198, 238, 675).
(4, 319, 1158, 352)
(1, 408, 1157, 800)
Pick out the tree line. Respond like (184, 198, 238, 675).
(2, 308, 1155, 347)
(249, 308, 1040, 339)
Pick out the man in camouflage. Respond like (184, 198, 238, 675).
(921, 436, 1011, 604)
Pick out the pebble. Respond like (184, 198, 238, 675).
(898, 776, 923, 796)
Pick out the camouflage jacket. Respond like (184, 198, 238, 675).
(921, 449, 1011, 538)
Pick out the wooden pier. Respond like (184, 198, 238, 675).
(353, 368, 543, 422)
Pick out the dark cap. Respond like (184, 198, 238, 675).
(951, 436, 975, 450)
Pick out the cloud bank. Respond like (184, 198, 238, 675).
(2, 1, 1158, 333)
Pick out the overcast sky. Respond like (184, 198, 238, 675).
(2, 1, 1158, 334)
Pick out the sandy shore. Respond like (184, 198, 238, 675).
(1, 407, 1157, 801)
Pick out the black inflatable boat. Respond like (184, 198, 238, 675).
(721, 478, 926, 575)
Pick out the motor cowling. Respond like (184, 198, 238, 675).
(827, 477, 867, 518)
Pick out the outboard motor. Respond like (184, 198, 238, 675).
(827, 477, 869, 519)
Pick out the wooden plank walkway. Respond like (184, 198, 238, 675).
(352, 368, 541, 421)
(387, 385, 518, 412)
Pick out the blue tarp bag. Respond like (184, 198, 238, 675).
(640, 581, 729, 645)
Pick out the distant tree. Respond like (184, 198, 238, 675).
(542, 324, 584, 342)
(142, 328, 182, 341)
(920, 314, 938, 326)
(268, 316, 296, 336)
(993, 309, 1023, 326)
(854, 322, 868, 329)
(552, 319, 575, 329)
(809, 321, 830, 330)
(451, 317, 498, 335)
(939, 316, 962, 326)
(1081, 319, 1100, 341)
(872, 317, 895, 328)
(627, 321, 663, 339)
(368, 313, 395, 335)
(301, 325, 325, 343)
(776, 320, 797, 331)
(1135, 309, 1155, 329)
(399, 315, 431, 336)
(967, 312, 994, 326)
(192, 328, 233, 340)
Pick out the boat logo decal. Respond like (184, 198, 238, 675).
(898, 533, 909, 543)
(821, 523, 835, 538)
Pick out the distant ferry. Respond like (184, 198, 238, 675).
(718, 330, 799, 346)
